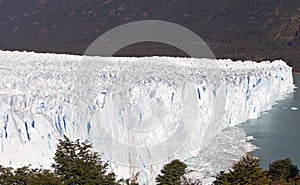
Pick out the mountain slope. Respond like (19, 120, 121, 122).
(0, 0, 300, 71)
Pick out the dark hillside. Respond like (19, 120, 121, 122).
(0, 0, 300, 71)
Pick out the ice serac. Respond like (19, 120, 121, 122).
(0, 51, 294, 183)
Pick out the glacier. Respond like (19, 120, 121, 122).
(0, 50, 294, 184)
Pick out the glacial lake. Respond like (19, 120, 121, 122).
(240, 74, 300, 168)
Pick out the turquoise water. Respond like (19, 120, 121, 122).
(240, 75, 300, 168)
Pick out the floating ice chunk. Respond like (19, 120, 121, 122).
(245, 135, 255, 141)
(290, 106, 298, 111)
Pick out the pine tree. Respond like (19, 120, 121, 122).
(213, 153, 271, 185)
(0, 165, 61, 185)
(28, 169, 62, 185)
(119, 178, 139, 185)
(268, 158, 299, 183)
(52, 135, 119, 185)
(0, 165, 14, 184)
(156, 159, 187, 185)
(12, 166, 35, 185)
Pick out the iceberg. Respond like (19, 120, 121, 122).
(0, 50, 294, 184)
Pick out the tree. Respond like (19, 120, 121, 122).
(0, 165, 14, 184)
(52, 135, 119, 185)
(156, 159, 187, 185)
(213, 153, 271, 185)
(268, 158, 299, 183)
(119, 178, 139, 185)
(28, 169, 62, 185)
(12, 166, 35, 185)
(0, 165, 61, 185)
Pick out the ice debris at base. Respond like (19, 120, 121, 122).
(185, 127, 258, 185)
(0, 50, 294, 184)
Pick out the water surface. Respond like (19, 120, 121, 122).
(241, 74, 300, 168)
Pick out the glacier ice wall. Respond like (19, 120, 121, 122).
(0, 51, 294, 183)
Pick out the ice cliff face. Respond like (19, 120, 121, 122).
(0, 51, 294, 183)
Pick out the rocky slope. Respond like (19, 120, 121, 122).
(0, 0, 300, 71)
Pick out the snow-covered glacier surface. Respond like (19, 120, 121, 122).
(0, 51, 294, 184)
